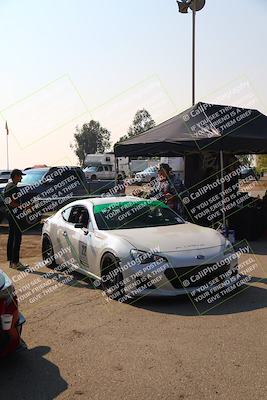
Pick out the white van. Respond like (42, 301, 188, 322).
(83, 164, 115, 180)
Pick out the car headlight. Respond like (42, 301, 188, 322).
(224, 239, 234, 255)
(130, 249, 167, 264)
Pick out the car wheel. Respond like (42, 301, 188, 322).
(91, 175, 97, 180)
(42, 235, 57, 269)
(101, 253, 125, 301)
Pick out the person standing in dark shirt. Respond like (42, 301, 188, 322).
(4, 169, 28, 270)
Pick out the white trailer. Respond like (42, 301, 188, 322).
(84, 153, 129, 180)
(84, 153, 162, 180)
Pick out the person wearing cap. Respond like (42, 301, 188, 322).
(4, 169, 28, 270)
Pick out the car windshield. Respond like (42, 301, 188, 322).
(93, 200, 184, 230)
(86, 166, 98, 172)
(20, 170, 48, 185)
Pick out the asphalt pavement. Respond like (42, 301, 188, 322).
(0, 233, 266, 400)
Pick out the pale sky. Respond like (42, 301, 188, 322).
(0, 0, 266, 169)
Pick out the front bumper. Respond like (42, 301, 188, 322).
(0, 313, 26, 357)
(120, 252, 238, 298)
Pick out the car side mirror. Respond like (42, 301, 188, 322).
(74, 223, 89, 235)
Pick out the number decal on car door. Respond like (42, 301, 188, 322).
(79, 241, 89, 269)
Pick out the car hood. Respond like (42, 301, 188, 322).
(109, 223, 225, 253)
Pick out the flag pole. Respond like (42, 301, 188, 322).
(192, 1, 196, 106)
(5, 121, 9, 170)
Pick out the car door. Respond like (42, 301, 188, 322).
(56, 206, 76, 265)
(61, 205, 97, 276)
(104, 165, 110, 179)
(97, 165, 104, 179)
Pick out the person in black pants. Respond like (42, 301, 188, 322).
(4, 169, 28, 270)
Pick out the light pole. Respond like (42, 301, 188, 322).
(177, 1, 227, 232)
(176, 0, 206, 106)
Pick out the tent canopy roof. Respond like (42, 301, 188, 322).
(114, 102, 267, 157)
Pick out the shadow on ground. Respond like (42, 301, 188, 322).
(28, 269, 95, 290)
(0, 346, 68, 400)
(131, 280, 267, 316)
(29, 268, 267, 317)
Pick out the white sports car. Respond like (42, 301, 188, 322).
(42, 196, 238, 301)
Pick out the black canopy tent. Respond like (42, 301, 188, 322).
(114, 102, 267, 229)
(114, 102, 267, 157)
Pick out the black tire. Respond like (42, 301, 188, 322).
(42, 235, 57, 269)
(91, 175, 97, 180)
(101, 253, 126, 302)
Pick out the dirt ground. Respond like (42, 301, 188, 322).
(0, 227, 266, 400)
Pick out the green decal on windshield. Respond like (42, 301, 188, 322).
(93, 200, 168, 215)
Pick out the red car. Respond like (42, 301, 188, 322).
(0, 269, 26, 357)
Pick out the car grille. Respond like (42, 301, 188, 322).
(164, 263, 231, 289)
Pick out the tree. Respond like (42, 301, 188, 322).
(118, 109, 156, 143)
(256, 155, 267, 171)
(71, 120, 111, 166)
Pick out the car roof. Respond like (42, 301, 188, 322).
(24, 166, 82, 173)
(24, 168, 49, 172)
(66, 196, 145, 208)
(90, 196, 143, 205)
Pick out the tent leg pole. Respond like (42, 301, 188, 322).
(115, 157, 119, 185)
(192, 4, 196, 106)
(220, 150, 226, 233)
